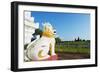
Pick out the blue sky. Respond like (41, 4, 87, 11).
(31, 11, 90, 41)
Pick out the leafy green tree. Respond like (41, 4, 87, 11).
(33, 29, 43, 37)
(77, 37, 80, 41)
(83, 39, 85, 41)
(74, 38, 76, 41)
(55, 37, 61, 43)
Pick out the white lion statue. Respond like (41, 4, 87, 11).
(25, 22, 58, 61)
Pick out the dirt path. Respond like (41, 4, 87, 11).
(57, 52, 90, 60)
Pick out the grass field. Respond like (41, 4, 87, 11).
(55, 46, 90, 54)
(55, 41, 90, 59)
(55, 41, 90, 54)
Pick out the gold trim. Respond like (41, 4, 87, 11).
(38, 50, 45, 58)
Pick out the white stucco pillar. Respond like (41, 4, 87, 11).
(24, 11, 39, 44)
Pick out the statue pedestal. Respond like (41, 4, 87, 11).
(47, 55, 58, 60)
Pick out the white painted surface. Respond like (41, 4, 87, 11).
(24, 11, 39, 44)
(0, 0, 99, 73)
